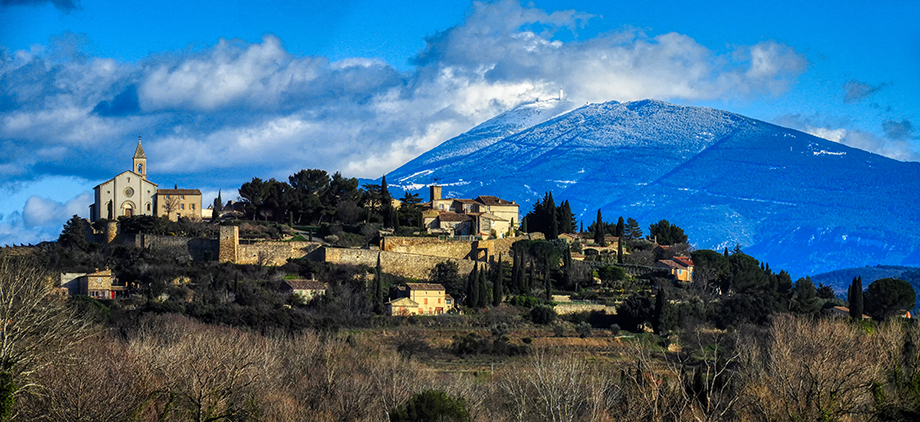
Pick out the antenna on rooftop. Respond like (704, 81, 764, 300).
(559, 88, 564, 100)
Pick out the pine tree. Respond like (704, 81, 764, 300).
(624, 217, 642, 240)
(493, 254, 503, 307)
(58, 215, 89, 251)
(594, 209, 606, 246)
(848, 276, 864, 319)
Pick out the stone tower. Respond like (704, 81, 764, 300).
(133, 136, 147, 179)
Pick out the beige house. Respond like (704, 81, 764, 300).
(281, 279, 326, 302)
(387, 283, 454, 316)
(155, 189, 203, 221)
(91, 138, 158, 221)
(61, 268, 124, 299)
(423, 185, 519, 237)
(656, 256, 694, 282)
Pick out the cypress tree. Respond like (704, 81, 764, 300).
(374, 253, 384, 314)
(543, 258, 552, 301)
(547, 193, 558, 240)
(493, 254, 503, 307)
(467, 264, 479, 308)
(516, 251, 526, 294)
(594, 209, 605, 246)
(617, 217, 625, 264)
(522, 216, 529, 234)
(848, 276, 864, 319)
(212, 190, 223, 221)
(564, 247, 573, 290)
(478, 263, 489, 308)
(527, 260, 535, 294)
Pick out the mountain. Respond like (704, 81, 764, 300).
(387, 99, 920, 277)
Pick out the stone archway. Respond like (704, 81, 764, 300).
(121, 200, 137, 217)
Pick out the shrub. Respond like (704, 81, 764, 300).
(553, 324, 566, 337)
(575, 321, 593, 338)
(530, 305, 557, 325)
(389, 390, 471, 422)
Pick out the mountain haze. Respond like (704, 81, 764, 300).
(387, 99, 920, 277)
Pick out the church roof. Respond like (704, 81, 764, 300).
(93, 171, 158, 189)
(157, 189, 202, 196)
(133, 138, 146, 159)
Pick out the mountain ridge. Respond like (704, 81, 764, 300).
(386, 99, 920, 277)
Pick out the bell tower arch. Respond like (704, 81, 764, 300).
(133, 135, 147, 179)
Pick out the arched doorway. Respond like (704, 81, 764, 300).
(121, 201, 136, 217)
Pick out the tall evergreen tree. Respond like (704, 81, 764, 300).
(848, 276, 864, 319)
(493, 254, 503, 307)
(563, 247, 573, 290)
(467, 264, 479, 308)
(527, 260, 536, 294)
(212, 190, 223, 221)
(516, 251, 526, 294)
(478, 263, 489, 308)
(58, 215, 89, 251)
(547, 193, 558, 240)
(522, 216, 528, 234)
(374, 253, 384, 314)
(616, 217, 625, 264)
(594, 209, 606, 246)
(624, 217, 642, 240)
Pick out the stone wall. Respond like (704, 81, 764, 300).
(554, 303, 616, 315)
(142, 234, 219, 262)
(318, 247, 479, 280)
(237, 241, 320, 266)
(381, 237, 477, 260)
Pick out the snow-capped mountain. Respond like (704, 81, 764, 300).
(387, 99, 920, 277)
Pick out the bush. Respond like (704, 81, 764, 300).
(575, 321, 593, 338)
(553, 324, 566, 337)
(389, 390, 471, 422)
(530, 305, 557, 325)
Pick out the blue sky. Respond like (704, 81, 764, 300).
(1, 0, 918, 245)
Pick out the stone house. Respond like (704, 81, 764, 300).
(281, 279, 326, 302)
(387, 282, 453, 316)
(62, 268, 124, 299)
(155, 189, 203, 221)
(423, 185, 519, 237)
(656, 256, 694, 282)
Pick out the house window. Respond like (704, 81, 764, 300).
(191, 204, 195, 210)
(438, 298, 441, 304)
(439, 204, 444, 210)
(180, 195, 185, 200)
(424, 298, 428, 305)
(180, 204, 185, 210)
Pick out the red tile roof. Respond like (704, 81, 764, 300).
(476, 195, 515, 205)
(406, 283, 446, 291)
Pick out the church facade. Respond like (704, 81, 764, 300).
(89, 138, 159, 222)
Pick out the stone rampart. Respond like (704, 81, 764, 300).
(319, 247, 478, 279)
(381, 236, 476, 260)
(237, 241, 320, 266)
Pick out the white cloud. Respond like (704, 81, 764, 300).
(775, 114, 920, 162)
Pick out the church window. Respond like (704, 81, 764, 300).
(127, 177, 131, 182)
(146, 203, 151, 211)
(137, 164, 143, 173)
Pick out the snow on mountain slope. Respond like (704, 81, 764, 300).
(385, 99, 920, 276)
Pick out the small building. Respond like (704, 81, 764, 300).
(155, 188, 203, 221)
(387, 282, 453, 316)
(281, 279, 326, 302)
(656, 256, 694, 282)
(67, 268, 124, 299)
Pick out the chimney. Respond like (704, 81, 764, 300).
(430, 185, 442, 202)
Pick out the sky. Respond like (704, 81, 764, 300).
(0, 0, 918, 246)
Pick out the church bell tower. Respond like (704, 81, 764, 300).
(133, 135, 147, 179)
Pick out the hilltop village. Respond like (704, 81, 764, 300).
(3, 140, 919, 421)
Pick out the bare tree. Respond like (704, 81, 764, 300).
(162, 195, 182, 220)
(0, 256, 94, 419)
(740, 315, 881, 421)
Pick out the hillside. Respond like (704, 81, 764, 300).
(387, 99, 920, 277)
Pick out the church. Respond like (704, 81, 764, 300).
(89, 137, 202, 222)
